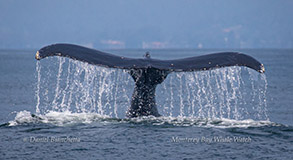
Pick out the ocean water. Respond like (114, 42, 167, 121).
(0, 49, 292, 159)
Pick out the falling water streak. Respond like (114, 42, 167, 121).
(249, 70, 256, 110)
(52, 58, 65, 110)
(80, 65, 88, 112)
(211, 70, 219, 117)
(189, 73, 197, 117)
(193, 73, 203, 118)
(208, 71, 215, 118)
(206, 71, 214, 118)
(91, 74, 98, 113)
(185, 74, 192, 116)
(98, 69, 108, 115)
(198, 73, 205, 118)
(201, 72, 211, 118)
(222, 69, 230, 118)
(73, 61, 82, 112)
(254, 73, 268, 120)
(60, 59, 71, 111)
(35, 61, 41, 114)
(233, 68, 240, 119)
(169, 75, 174, 117)
(43, 88, 49, 113)
(200, 72, 209, 118)
(90, 66, 99, 112)
(232, 67, 242, 119)
(80, 64, 93, 112)
(226, 69, 233, 118)
(238, 68, 249, 116)
(105, 70, 115, 115)
(113, 71, 120, 118)
(87, 64, 98, 113)
(222, 69, 231, 119)
(228, 68, 238, 119)
(105, 71, 113, 116)
(261, 74, 269, 120)
(121, 70, 132, 116)
(67, 60, 75, 111)
(216, 71, 223, 117)
(213, 69, 224, 118)
(160, 82, 168, 115)
(236, 68, 245, 119)
(248, 69, 260, 119)
(177, 73, 184, 117)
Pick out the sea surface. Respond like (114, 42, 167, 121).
(0, 49, 292, 159)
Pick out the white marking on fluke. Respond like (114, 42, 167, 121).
(260, 64, 265, 73)
(35, 51, 41, 60)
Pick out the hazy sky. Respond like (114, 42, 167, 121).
(0, 0, 292, 49)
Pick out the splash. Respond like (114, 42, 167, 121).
(8, 110, 275, 128)
(35, 57, 268, 121)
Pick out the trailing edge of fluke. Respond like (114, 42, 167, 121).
(35, 43, 265, 73)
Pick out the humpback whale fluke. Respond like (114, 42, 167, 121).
(36, 43, 265, 117)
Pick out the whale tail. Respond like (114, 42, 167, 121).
(36, 43, 265, 117)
